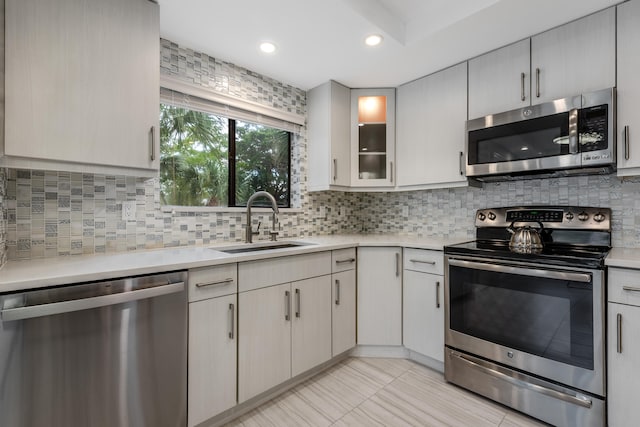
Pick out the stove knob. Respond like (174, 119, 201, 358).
(565, 212, 574, 221)
(488, 212, 496, 221)
(578, 212, 589, 222)
(477, 212, 486, 221)
(594, 212, 606, 222)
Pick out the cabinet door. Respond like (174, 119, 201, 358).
(608, 303, 640, 427)
(332, 269, 356, 356)
(617, 0, 640, 174)
(357, 247, 402, 345)
(291, 276, 332, 377)
(188, 294, 237, 426)
(468, 39, 531, 119)
(238, 283, 291, 403)
(4, 0, 159, 171)
(403, 270, 444, 362)
(396, 63, 467, 188)
(531, 8, 615, 104)
(351, 88, 396, 187)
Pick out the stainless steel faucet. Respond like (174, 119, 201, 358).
(245, 191, 280, 243)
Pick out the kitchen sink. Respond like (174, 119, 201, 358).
(214, 241, 315, 254)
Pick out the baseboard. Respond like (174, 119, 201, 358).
(350, 345, 408, 358)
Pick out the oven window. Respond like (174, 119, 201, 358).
(468, 112, 570, 165)
(449, 265, 593, 370)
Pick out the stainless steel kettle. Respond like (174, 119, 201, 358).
(507, 221, 544, 254)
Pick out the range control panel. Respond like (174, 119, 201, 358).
(475, 206, 611, 230)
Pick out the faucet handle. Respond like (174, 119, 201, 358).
(252, 221, 261, 236)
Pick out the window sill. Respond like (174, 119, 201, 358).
(161, 205, 304, 214)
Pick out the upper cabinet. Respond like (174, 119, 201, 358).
(351, 88, 396, 188)
(2, 0, 160, 176)
(617, 0, 640, 176)
(396, 63, 468, 189)
(468, 8, 615, 119)
(307, 81, 351, 190)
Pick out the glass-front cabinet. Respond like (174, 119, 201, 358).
(350, 88, 395, 187)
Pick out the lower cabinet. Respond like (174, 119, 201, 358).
(607, 267, 640, 427)
(332, 269, 356, 356)
(402, 248, 444, 362)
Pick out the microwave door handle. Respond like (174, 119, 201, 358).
(568, 108, 579, 154)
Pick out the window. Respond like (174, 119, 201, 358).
(160, 104, 291, 207)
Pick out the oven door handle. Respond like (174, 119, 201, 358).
(447, 258, 592, 283)
(452, 352, 593, 409)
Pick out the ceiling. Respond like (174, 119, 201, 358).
(158, 0, 620, 91)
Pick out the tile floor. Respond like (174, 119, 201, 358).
(224, 357, 548, 427)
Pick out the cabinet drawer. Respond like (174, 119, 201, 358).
(238, 252, 332, 292)
(188, 264, 238, 302)
(609, 268, 640, 306)
(403, 248, 443, 275)
(332, 248, 357, 273)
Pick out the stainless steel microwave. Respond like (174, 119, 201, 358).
(466, 88, 615, 181)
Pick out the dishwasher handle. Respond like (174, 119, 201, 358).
(1, 282, 185, 322)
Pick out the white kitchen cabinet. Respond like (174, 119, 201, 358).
(616, 0, 640, 176)
(331, 248, 357, 356)
(291, 276, 332, 377)
(351, 88, 396, 188)
(2, 0, 160, 176)
(402, 249, 444, 363)
(187, 265, 238, 426)
(607, 267, 640, 427)
(396, 63, 468, 189)
(468, 8, 615, 119)
(308, 81, 351, 190)
(238, 282, 292, 403)
(357, 247, 402, 346)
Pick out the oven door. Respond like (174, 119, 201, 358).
(445, 256, 605, 397)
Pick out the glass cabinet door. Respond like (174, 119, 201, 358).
(351, 89, 395, 187)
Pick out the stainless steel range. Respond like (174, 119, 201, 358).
(444, 206, 610, 427)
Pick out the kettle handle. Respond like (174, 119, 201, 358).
(508, 220, 544, 232)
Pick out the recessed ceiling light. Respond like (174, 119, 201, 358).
(259, 41, 277, 54)
(365, 34, 383, 47)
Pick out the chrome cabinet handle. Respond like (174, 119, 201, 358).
(520, 72, 526, 101)
(390, 161, 394, 183)
(395, 252, 400, 277)
(459, 151, 464, 176)
(535, 68, 540, 98)
(335, 258, 356, 264)
(295, 288, 301, 318)
(436, 281, 441, 308)
(617, 313, 622, 354)
(285, 290, 291, 321)
(624, 126, 630, 161)
(568, 109, 579, 154)
(410, 259, 436, 265)
(333, 158, 337, 182)
(195, 277, 234, 288)
(150, 126, 156, 161)
(335, 279, 341, 305)
(623, 286, 640, 292)
(228, 303, 235, 339)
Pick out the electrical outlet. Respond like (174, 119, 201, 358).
(319, 206, 326, 219)
(122, 201, 136, 221)
(402, 206, 409, 217)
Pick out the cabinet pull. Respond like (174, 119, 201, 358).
(436, 281, 441, 308)
(459, 151, 465, 176)
(617, 313, 622, 354)
(535, 68, 540, 98)
(622, 286, 640, 292)
(390, 161, 394, 183)
(295, 288, 301, 318)
(228, 303, 235, 339)
(624, 126, 630, 161)
(520, 72, 526, 101)
(410, 259, 436, 265)
(335, 279, 341, 305)
(335, 258, 356, 264)
(195, 277, 234, 288)
(285, 290, 291, 321)
(395, 252, 400, 277)
(149, 126, 156, 161)
(333, 158, 337, 182)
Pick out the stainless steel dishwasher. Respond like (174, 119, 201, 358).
(0, 271, 188, 427)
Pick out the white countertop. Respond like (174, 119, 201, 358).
(606, 247, 640, 269)
(0, 234, 468, 293)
